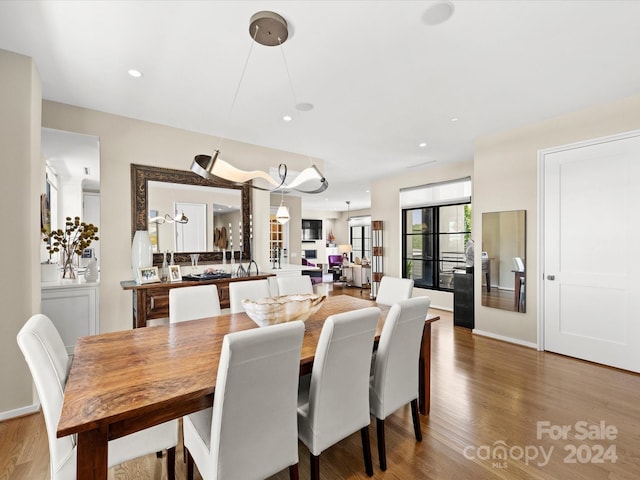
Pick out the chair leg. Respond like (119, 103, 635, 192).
(361, 426, 374, 477)
(376, 417, 387, 471)
(166, 446, 176, 480)
(411, 398, 423, 441)
(186, 448, 194, 480)
(289, 463, 300, 480)
(310, 452, 320, 480)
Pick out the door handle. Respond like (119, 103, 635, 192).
(547, 275, 555, 281)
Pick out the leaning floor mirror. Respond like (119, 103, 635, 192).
(481, 210, 526, 312)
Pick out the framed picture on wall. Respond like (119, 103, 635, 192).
(137, 266, 160, 285)
(169, 265, 182, 282)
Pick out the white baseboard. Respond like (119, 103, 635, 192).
(472, 329, 537, 349)
(0, 402, 40, 421)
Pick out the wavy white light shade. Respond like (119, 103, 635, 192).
(148, 212, 189, 224)
(191, 151, 328, 193)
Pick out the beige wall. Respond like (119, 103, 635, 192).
(41, 101, 320, 337)
(371, 161, 474, 311)
(0, 50, 41, 416)
(474, 93, 640, 345)
(370, 93, 640, 342)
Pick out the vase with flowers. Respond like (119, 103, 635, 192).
(41, 216, 99, 279)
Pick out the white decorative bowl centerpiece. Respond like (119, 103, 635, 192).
(243, 293, 326, 326)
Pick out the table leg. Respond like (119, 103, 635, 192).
(77, 428, 109, 480)
(514, 272, 522, 311)
(418, 322, 432, 415)
(134, 290, 147, 328)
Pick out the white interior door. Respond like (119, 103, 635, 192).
(174, 202, 206, 252)
(542, 132, 640, 372)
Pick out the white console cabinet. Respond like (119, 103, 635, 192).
(41, 280, 99, 354)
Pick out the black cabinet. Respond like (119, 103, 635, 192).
(453, 272, 474, 329)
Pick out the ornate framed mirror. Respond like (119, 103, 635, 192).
(131, 163, 252, 265)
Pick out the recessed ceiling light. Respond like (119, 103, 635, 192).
(283, 115, 292, 122)
(422, 1, 455, 26)
(419, 142, 427, 148)
(128, 69, 143, 78)
(296, 102, 314, 112)
(451, 117, 459, 122)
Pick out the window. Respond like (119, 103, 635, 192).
(350, 224, 371, 261)
(347, 216, 371, 261)
(401, 178, 472, 291)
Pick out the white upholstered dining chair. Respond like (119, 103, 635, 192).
(374, 276, 414, 306)
(277, 275, 314, 296)
(228, 279, 271, 313)
(369, 296, 431, 470)
(183, 320, 305, 480)
(169, 284, 221, 323)
(17, 314, 178, 480)
(297, 307, 380, 480)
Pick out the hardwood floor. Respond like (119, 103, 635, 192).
(3, 285, 639, 479)
(480, 287, 518, 312)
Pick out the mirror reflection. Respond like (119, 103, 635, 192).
(481, 210, 526, 312)
(131, 164, 251, 265)
(148, 181, 242, 253)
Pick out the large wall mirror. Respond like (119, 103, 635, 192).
(131, 164, 251, 265)
(481, 210, 526, 312)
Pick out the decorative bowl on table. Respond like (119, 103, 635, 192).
(242, 294, 326, 327)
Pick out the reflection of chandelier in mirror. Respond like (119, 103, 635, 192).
(190, 10, 329, 197)
(149, 212, 188, 224)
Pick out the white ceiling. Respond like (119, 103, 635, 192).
(2, 1, 640, 212)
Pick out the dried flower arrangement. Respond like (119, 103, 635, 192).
(41, 216, 99, 278)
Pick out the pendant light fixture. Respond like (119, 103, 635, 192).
(191, 11, 328, 194)
(338, 201, 352, 262)
(276, 191, 290, 225)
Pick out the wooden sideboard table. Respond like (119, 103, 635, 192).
(121, 274, 274, 328)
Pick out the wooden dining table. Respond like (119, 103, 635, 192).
(57, 294, 439, 479)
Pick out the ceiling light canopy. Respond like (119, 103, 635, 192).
(422, 1, 455, 26)
(190, 10, 328, 195)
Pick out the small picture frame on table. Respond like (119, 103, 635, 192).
(137, 266, 160, 284)
(169, 264, 182, 282)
